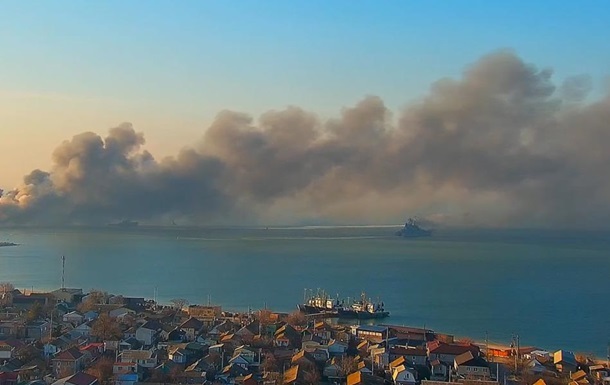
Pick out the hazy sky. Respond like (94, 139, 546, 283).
(1, 1, 610, 227)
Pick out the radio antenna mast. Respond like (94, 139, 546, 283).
(61, 255, 66, 290)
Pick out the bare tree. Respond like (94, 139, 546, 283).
(286, 310, 307, 327)
(78, 290, 108, 312)
(26, 302, 43, 322)
(336, 355, 358, 377)
(86, 357, 114, 385)
(0, 282, 14, 293)
(303, 367, 321, 385)
(261, 353, 279, 373)
(91, 313, 122, 341)
(257, 309, 274, 327)
(170, 298, 189, 311)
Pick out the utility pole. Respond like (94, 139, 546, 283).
(485, 331, 492, 363)
(511, 333, 520, 373)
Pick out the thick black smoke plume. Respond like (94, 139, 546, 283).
(1, 51, 609, 228)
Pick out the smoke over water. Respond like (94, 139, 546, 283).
(2, 51, 610, 228)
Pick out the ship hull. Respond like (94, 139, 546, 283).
(337, 309, 390, 319)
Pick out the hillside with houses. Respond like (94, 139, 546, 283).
(0, 285, 607, 385)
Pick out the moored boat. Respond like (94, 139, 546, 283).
(337, 292, 389, 319)
(297, 288, 342, 314)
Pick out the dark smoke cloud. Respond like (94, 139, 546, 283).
(1, 50, 609, 228)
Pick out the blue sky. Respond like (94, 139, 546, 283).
(1, 0, 609, 187)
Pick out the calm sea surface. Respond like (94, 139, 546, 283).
(1, 226, 609, 355)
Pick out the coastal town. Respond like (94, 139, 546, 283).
(0, 284, 606, 385)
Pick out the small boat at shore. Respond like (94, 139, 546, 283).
(0, 242, 18, 247)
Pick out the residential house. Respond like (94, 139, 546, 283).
(70, 323, 92, 339)
(323, 357, 343, 381)
(390, 346, 428, 366)
(208, 321, 235, 341)
(554, 350, 577, 373)
(135, 320, 162, 346)
(51, 372, 98, 385)
(388, 326, 435, 347)
(283, 365, 312, 385)
(119, 350, 158, 368)
(353, 325, 389, 344)
(25, 320, 50, 340)
(169, 347, 188, 364)
(219, 362, 250, 383)
(114, 371, 139, 385)
(236, 373, 258, 385)
(229, 355, 251, 371)
(62, 312, 84, 325)
(430, 359, 451, 381)
(118, 338, 141, 352)
(427, 341, 481, 363)
(0, 372, 18, 385)
(52, 347, 86, 377)
(291, 350, 316, 369)
(113, 362, 138, 377)
(44, 336, 74, 357)
(187, 305, 222, 322)
(108, 308, 135, 321)
(525, 358, 548, 375)
(233, 346, 258, 366)
(274, 325, 301, 348)
(327, 339, 349, 356)
(391, 365, 418, 385)
(571, 370, 588, 383)
(0, 342, 17, 362)
(0, 323, 20, 339)
(346, 371, 386, 385)
(120, 297, 146, 312)
(180, 317, 205, 342)
(82, 312, 98, 322)
(79, 343, 104, 362)
(308, 347, 330, 363)
(235, 321, 260, 343)
(454, 351, 490, 380)
(50, 289, 84, 305)
(122, 326, 137, 341)
(0, 339, 25, 363)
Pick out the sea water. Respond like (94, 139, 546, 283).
(1, 226, 609, 355)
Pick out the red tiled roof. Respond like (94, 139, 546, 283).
(66, 372, 98, 385)
(429, 342, 480, 356)
(54, 347, 84, 361)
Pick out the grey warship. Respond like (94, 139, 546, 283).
(395, 218, 432, 238)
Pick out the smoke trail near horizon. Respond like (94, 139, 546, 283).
(1, 50, 609, 228)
